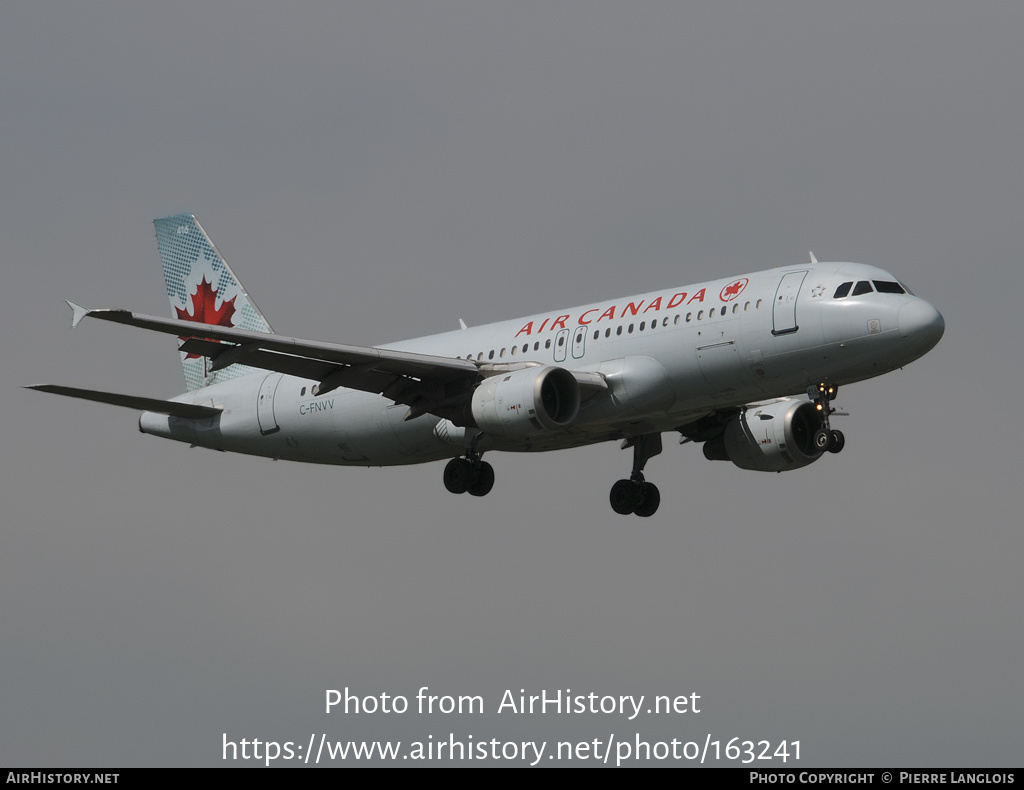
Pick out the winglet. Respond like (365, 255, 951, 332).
(66, 301, 90, 328)
(809, 251, 818, 264)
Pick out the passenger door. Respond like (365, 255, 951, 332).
(772, 271, 807, 335)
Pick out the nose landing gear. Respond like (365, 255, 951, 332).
(609, 433, 662, 517)
(809, 383, 845, 454)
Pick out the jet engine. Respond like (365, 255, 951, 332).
(702, 398, 826, 472)
(471, 366, 580, 437)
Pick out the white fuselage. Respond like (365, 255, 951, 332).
(139, 261, 943, 466)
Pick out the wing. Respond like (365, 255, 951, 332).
(70, 304, 480, 420)
(68, 304, 607, 422)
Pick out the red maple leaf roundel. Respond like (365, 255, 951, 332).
(720, 278, 749, 302)
(176, 276, 237, 359)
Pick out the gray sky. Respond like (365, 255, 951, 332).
(2, 1, 1021, 767)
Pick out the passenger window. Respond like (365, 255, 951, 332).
(617, 326, 623, 335)
(593, 330, 599, 340)
(639, 321, 646, 331)
(605, 328, 611, 337)
(697, 310, 704, 320)
(545, 339, 551, 349)
(852, 281, 874, 296)
(833, 282, 853, 299)
(488, 350, 495, 360)
(628, 324, 634, 333)
(873, 280, 905, 294)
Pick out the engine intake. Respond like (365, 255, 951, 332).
(471, 366, 580, 437)
(703, 399, 826, 472)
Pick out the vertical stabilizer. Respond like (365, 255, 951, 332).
(154, 214, 273, 391)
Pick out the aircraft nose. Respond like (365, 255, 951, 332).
(898, 299, 945, 349)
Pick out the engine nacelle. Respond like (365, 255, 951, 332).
(471, 366, 580, 438)
(702, 399, 826, 472)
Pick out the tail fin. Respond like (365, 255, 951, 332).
(154, 214, 273, 391)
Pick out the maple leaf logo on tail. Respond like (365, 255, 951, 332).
(176, 276, 237, 359)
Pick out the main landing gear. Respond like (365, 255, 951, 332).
(443, 454, 495, 497)
(609, 433, 662, 517)
(809, 383, 845, 454)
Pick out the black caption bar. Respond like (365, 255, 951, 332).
(3, 768, 1022, 779)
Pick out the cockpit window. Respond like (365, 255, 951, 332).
(852, 281, 874, 296)
(833, 282, 853, 299)
(873, 280, 905, 294)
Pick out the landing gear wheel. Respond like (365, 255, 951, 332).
(610, 434, 665, 515)
(610, 479, 640, 515)
(467, 461, 495, 497)
(810, 382, 843, 455)
(634, 482, 661, 518)
(443, 458, 472, 494)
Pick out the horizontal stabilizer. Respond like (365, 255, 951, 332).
(27, 385, 222, 419)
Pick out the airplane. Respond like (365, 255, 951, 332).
(30, 214, 944, 516)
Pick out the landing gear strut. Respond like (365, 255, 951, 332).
(809, 383, 845, 454)
(609, 433, 662, 517)
(443, 450, 495, 497)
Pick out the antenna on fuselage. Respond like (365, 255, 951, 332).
(809, 251, 818, 264)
